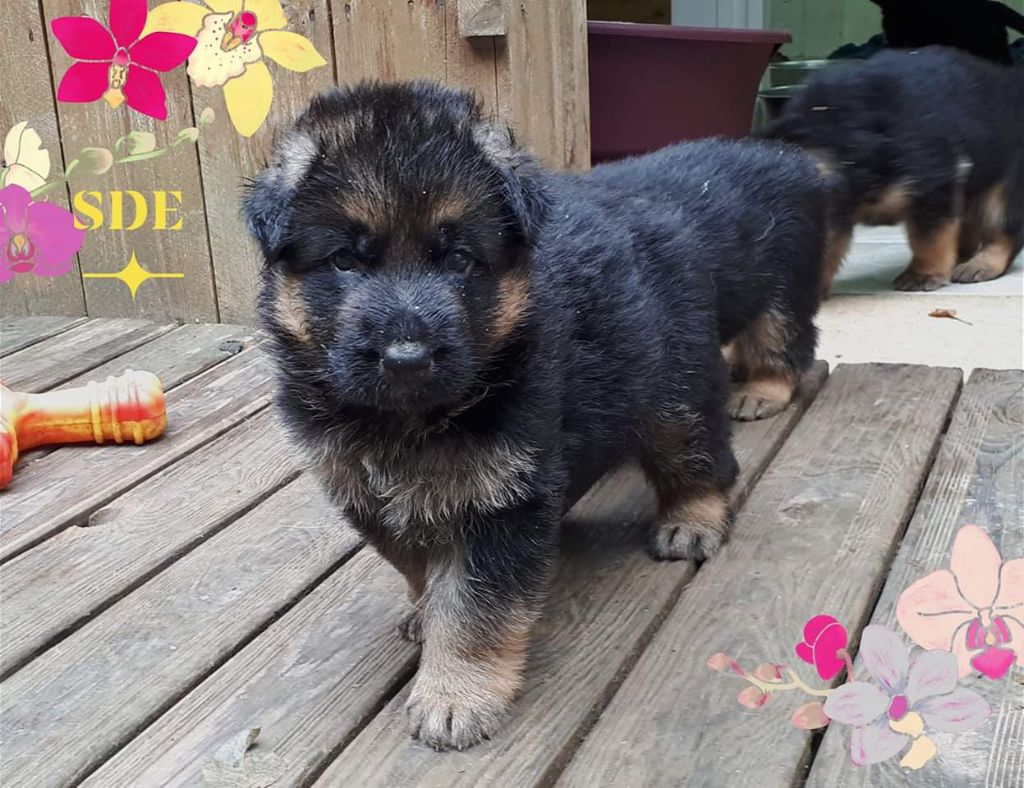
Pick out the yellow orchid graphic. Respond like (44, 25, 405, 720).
(145, 0, 326, 137)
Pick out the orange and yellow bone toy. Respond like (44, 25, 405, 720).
(0, 370, 166, 489)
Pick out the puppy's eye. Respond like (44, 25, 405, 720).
(332, 257, 359, 272)
(445, 250, 474, 275)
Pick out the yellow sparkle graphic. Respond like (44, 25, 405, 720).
(82, 251, 185, 300)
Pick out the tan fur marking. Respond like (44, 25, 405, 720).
(274, 275, 312, 343)
(907, 219, 960, 279)
(729, 371, 796, 421)
(812, 154, 835, 180)
(822, 225, 853, 298)
(492, 272, 531, 343)
(954, 234, 1015, 283)
(979, 181, 1007, 234)
(857, 184, 912, 225)
(731, 308, 790, 377)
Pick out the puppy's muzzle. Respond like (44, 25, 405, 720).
(383, 341, 432, 375)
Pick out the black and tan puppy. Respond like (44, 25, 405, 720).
(245, 82, 741, 751)
(590, 140, 828, 420)
(765, 46, 1024, 294)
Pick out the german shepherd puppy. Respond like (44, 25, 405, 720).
(242, 81, 795, 750)
(765, 47, 1024, 294)
(589, 140, 828, 420)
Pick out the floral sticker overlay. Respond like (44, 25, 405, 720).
(708, 524, 1023, 771)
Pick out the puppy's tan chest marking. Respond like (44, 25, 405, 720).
(320, 437, 538, 538)
(857, 183, 912, 225)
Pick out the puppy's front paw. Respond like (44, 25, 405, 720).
(406, 677, 510, 751)
(893, 268, 948, 291)
(728, 375, 793, 421)
(952, 256, 1003, 284)
(650, 489, 732, 562)
(398, 609, 424, 644)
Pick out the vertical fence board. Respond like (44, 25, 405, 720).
(194, 0, 337, 324)
(40, 0, 218, 322)
(499, 0, 590, 169)
(1, 0, 86, 316)
(446, 1, 501, 119)
(331, 0, 446, 84)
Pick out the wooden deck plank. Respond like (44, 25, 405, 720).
(0, 349, 273, 561)
(0, 317, 88, 357)
(310, 367, 829, 787)
(97, 366, 825, 785)
(806, 369, 1024, 788)
(0, 408, 300, 678)
(0, 319, 175, 392)
(0, 475, 360, 788)
(556, 363, 962, 788)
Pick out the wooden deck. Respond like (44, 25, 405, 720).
(0, 317, 1020, 788)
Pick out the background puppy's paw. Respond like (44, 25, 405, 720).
(398, 609, 424, 644)
(893, 268, 948, 291)
(406, 681, 508, 751)
(952, 257, 1002, 284)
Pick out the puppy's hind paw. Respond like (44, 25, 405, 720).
(893, 268, 948, 291)
(728, 376, 793, 421)
(649, 489, 733, 562)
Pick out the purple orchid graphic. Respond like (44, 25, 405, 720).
(823, 625, 989, 768)
(0, 184, 85, 283)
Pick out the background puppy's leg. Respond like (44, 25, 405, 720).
(640, 407, 737, 561)
(821, 221, 854, 299)
(406, 498, 557, 751)
(895, 187, 962, 291)
(727, 309, 814, 421)
(954, 173, 1023, 284)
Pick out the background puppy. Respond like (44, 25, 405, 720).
(245, 82, 738, 751)
(590, 139, 828, 420)
(765, 47, 1024, 294)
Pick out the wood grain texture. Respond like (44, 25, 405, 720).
(0, 316, 88, 356)
(0, 317, 175, 391)
(557, 364, 962, 788)
(332, 0, 447, 84)
(0, 408, 301, 677)
(499, 0, 591, 169)
(806, 369, 1024, 788)
(0, 0, 87, 315)
(0, 474, 360, 788)
(0, 348, 274, 561)
(40, 0, 218, 321)
(195, 0, 336, 324)
(447, 0, 501, 119)
(305, 366, 827, 786)
(458, 0, 507, 37)
(82, 549, 418, 788)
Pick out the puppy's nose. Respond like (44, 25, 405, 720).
(382, 341, 431, 373)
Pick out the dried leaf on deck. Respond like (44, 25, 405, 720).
(928, 308, 972, 325)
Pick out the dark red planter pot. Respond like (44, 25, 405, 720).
(588, 22, 791, 164)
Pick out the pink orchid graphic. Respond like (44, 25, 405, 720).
(823, 625, 989, 768)
(0, 185, 85, 283)
(52, 0, 197, 120)
(897, 525, 1024, 680)
(796, 614, 850, 680)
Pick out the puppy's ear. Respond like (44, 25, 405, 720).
(243, 130, 316, 261)
(474, 121, 549, 244)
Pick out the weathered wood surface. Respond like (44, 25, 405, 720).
(459, 0, 508, 37)
(0, 474, 360, 788)
(807, 369, 1024, 788)
(0, 348, 274, 560)
(0, 1, 87, 315)
(0, 318, 174, 391)
(0, 408, 300, 677)
(0, 316, 88, 356)
(40, 1, 219, 322)
(557, 364, 962, 788)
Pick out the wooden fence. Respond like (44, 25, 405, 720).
(1, 0, 590, 324)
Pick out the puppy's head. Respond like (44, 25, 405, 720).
(246, 82, 548, 418)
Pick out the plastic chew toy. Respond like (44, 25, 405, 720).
(0, 370, 167, 490)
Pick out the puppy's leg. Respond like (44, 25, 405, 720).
(953, 180, 1021, 283)
(895, 215, 960, 291)
(390, 547, 429, 644)
(821, 222, 853, 299)
(728, 309, 813, 421)
(641, 407, 737, 561)
(406, 499, 557, 751)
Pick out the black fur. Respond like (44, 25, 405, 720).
(765, 46, 1024, 292)
(870, 0, 1024, 65)
(245, 81, 827, 751)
